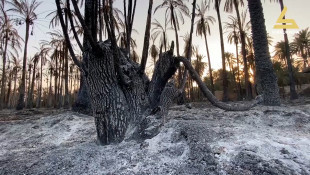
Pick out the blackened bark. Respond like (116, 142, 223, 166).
(148, 44, 179, 108)
(72, 77, 91, 114)
(247, 0, 280, 106)
(59, 0, 260, 146)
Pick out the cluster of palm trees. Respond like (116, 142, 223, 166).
(0, 0, 81, 109)
(0, 0, 309, 110)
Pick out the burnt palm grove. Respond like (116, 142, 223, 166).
(1, 0, 310, 144)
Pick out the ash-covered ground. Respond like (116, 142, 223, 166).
(1, 98, 310, 175)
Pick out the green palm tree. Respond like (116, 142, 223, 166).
(195, 0, 215, 94)
(247, 0, 280, 105)
(270, 0, 298, 100)
(274, 41, 287, 64)
(154, 0, 189, 57)
(291, 28, 310, 70)
(8, 0, 42, 110)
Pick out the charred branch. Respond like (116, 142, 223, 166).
(177, 56, 263, 111)
(139, 0, 153, 74)
(67, 1, 83, 51)
(71, 0, 100, 51)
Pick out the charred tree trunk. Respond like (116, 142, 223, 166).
(57, 0, 262, 146)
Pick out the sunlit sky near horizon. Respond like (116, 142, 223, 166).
(5, 0, 310, 71)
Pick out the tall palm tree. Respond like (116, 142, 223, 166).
(274, 41, 288, 64)
(291, 28, 310, 70)
(224, 0, 253, 100)
(154, 0, 189, 57)
(8, 0, 42, 110)
(47, 0, 76, 108)
(0, 7, 23, 108)
(212, 0, 228, 101)
(247, 0, 280, 105)
(270, 0, 298, 100)
(195, 0, 215, 94)
(225, 15, 242, 97)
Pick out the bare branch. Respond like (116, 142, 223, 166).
(67, 0, 83, 51)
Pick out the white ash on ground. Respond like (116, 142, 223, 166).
(0, 99, 310, 175)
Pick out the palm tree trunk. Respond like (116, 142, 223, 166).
(170, 6, 183, 89)
(215, 0, 228, 102)
(180, 0, 196, 90)
(163, 31, 167, 52)
(234, 40, 242, 100)
(6, 72, 12, 107)
(64, 0, 70, 108)
(140, 0, 153, 73)
(0, 30, 9, 108)
(203, 29, 215, 94)
(49, 70, 53, 107)
(99, 0, 103, 41)
(54, 55, 58, 108)
(16, 21, 30, 110)
(27, 62, 36, 108)
(229, 58, 238, 100)
(10, 73, 17, 108)
(37, 57, 43, 108)
(247, 0, 280, 106)
(277, 0, 298, 100)
(233, 0, 251, 100)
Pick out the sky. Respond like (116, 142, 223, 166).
(7, 0, 310, 71)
